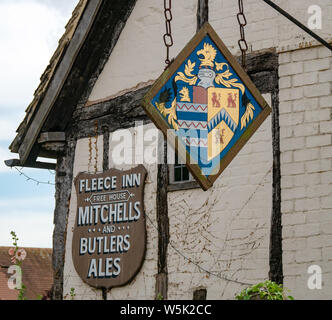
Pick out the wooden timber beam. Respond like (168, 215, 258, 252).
(38, 132, 66, 144)
(4, 159, 56, 170)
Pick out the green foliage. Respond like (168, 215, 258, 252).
(235, 281, 294, 300)
(63, 288, 76, 300)
(10, 231, 28, 300)
(18, 284, 28, 301)
(11, 231, 19, 248)
(156, 293, 164, 300)
(70, 288, 76, 300)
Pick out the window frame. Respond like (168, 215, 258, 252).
(168, 155, 200, 191)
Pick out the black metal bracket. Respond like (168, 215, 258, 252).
(262, 0, 332, 51)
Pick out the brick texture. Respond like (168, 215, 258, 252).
(279, 47, 332, 299)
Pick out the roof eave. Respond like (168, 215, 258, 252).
(11, 0, 103, 165)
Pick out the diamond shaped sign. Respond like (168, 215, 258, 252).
(142, 23, 271, 190)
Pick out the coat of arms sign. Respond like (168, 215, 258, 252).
(142, 23, 271, 190)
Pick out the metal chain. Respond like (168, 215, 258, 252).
(163, 0, 174, 66)
(237, 0, 248, 69)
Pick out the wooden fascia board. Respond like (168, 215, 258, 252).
(18, 0, 103, 165)
(5, 159, 56, 170)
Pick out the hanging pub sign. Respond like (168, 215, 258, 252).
(142, 22, 271, 190)
(72, 165, 147, 289)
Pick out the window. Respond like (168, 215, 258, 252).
(173, 153, 191, 183)
(168, 153, 199, 191)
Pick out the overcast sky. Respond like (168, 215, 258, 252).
(0, 0, 78, 248)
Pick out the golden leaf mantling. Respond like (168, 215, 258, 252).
(241, 102, 255, 130)
(155, 99, 179, 131)
(175, 59, 198, 86)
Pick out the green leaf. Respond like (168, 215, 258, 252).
(234, 280, 294, 301)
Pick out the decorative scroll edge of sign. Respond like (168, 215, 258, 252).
(72, 164, 148, 290)
(141, 22, 272, 191)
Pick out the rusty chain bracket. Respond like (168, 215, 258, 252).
(237, 0, 248, 70)
(163, 0, 174, 66)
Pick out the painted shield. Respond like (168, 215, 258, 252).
(149, 36, 258, 178)
(72, 165, 147, 290)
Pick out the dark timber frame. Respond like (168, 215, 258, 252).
(245, 51, 283, 284)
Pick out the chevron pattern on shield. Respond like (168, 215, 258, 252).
(176, 86, 208, 165)
(207, 87, 239, 160)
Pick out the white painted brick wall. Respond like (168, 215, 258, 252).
(88, 0, 197, 103)
(279, 47, 332, 300)
(88, 0, 332, 105)
(210, 0, 332, 54)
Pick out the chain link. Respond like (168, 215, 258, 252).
(237, 0, 248, 69)
(163, 0, 174, 66)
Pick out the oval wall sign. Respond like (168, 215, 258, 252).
(72, 165, 147, 289)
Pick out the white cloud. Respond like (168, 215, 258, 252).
(0, 145, 12, 173)
(0, 119, 16, 142)
(0, 195, 55, 213)
(0, 195, 55, 248)
(0, 112, 24, 142)
(0, 211, 53, 248)
(0, 0, 74, 110)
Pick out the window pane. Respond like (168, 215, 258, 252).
(182, 166, 189, 181)
(174, 167, 182, 182)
